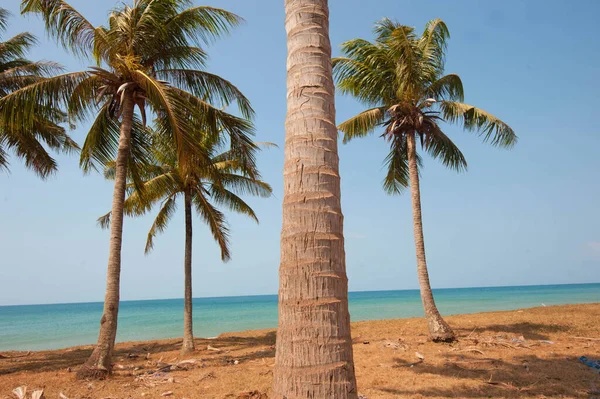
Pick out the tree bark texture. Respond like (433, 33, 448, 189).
(272, 1, 358, 397)
(181, 190, 195, 354)
(77, 91, 135, 379)
(406, 132, 456, 343)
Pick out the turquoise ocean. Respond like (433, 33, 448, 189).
(1, 283, 599, 351)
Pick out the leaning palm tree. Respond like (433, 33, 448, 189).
(9, 0, 255, 378)
(99, 131, 272, 354)
(0, 7, 77, 177)
(273, 0, 358, 397)
(333, 19, 516, 342)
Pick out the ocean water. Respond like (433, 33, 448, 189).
(0, 283, 598, 351)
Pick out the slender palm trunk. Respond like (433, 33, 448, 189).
(181, 189, 195, 354)
(77, 92, 135, 379)
(406, 132, 456, 342)
(273, 1, 358, 397)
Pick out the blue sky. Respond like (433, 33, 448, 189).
(1, 0, 599, 306)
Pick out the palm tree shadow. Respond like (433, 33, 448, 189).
(457, 322, 569, 341)
(379, 353, 597, 398)
(0, 331, 277, 376)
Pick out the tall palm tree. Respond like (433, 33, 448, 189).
(9, 0, 255, 378)
(333, 19, 517, 342)
(273, 0, 358, 397)
(0, 7, 77, 177)
(99, 132, 272, 354)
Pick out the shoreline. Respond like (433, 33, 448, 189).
(1, 301, 598, 354)
(1, 303, 599, 398)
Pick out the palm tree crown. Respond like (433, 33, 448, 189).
(333, 18, 517, 192)
(0, 7, 77, 177)
(6, 0, 255, 176)
(100, 133, 272, 258)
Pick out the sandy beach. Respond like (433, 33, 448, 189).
(1, 303, 599, 398)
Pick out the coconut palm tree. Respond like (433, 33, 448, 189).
(0, 7, 77, 177)
(273, 0, 358, 397)
(333, 19, 516, 342)
(99, 131, 272, 354)
(9, 0, 255, 378)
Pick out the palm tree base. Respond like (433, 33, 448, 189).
(180, 343, 195, 355)
(427, 319, 457, 343)
(75, 365, 110, 380)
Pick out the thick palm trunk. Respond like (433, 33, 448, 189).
(77, 92, 135, 379)
(406, 133, 456, 342)
(181, 190, 195, 354)
(272, 1, 358, 397)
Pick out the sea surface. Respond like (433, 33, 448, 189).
(1, 283, 599, 351)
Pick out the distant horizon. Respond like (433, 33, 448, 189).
(2, 281, 598, 308)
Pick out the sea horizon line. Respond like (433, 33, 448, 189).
(1, 281, 598, 308)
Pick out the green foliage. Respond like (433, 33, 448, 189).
(5, 0, 254, 181)
(333, 18, 517, 193)
(0, 7, 77, 178)
(100, 128, 273, 261)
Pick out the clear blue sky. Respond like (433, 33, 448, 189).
(1, 0, 599, 306)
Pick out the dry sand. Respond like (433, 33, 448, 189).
(1, 303, 599, 398)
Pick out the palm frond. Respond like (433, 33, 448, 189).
(421, 124, 467, 172)
(440, 101, 517, 147)
(145, 194, 178, 254)
(156, 69, 254, 119)
(426, 74, 463, 102)
(338, 107, 385, 143)
(382, 137, 410, 195)
(192, 187, 230, 261)
(21, 0, 98, 58)
(164, 6, 242, 47)
(419, 18, 450, 80)
(210, 185, 259, 223)
(0, 32, 37, 61)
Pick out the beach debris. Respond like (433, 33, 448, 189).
(207, 345, 222, 352)
(199, 371, 216, 381)
(415, 352, 425, 361)
(31, 391, 45, 399)
(177, 359, 198, 366)
(484, 381, 531, 392)
(0, 353, 6, 358)
(572, 336, 600, 341)
(362, 341, 370, 345)
(538, 340, 554, 344)
(59, 394, 69, 399)
(12, 387, 26, 399)
(449, 347, 485, 355)
(358, 395, 369, 399)
(236, 391, 268, 399)
(161, 391, 173, 397)
(579, 356, 600, 372)
(383, 340, 399, 349)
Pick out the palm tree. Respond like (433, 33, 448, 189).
(99, 132, 272, 354)
(9, 0, 255, 378)
(273, 0, 358, 397)
(333, 19, 516, 342)
(0, 7, 77, 177)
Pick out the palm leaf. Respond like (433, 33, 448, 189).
(145, 194, 178, 254)
(338, 107, 385, 143)
(440, 101, 517, 147)
(192, 187, 231, 261)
